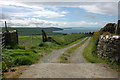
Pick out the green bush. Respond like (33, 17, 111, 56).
(15, 45, 25, 49)
(30, 46, 37, 49)
(2, 61, 8, 72)
(9, 52, 30, 57)
(5, 45, 25, 49)
(31, 49, 37, 53)
(10, 69, 17, 72)
(5, 45, 13, 49)
(39, 42, 44, 47)
(2, 54, 15, 72)
(2, 49, 40, 72)
(14, 56, 33, 65)
(39, 42, 59, 49)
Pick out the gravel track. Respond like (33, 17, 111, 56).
(40, 38, 87, 63)
(19, 63, 118, 78)
(19, 37, 118, 78)
(70, 38, 90, 63)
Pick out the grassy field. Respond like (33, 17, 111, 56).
(49, 34, 91, 46)
(2, 33, 91, 72)
(19, 35, 42, 48)
(18, 34, 91, 48)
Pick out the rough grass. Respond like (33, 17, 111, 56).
(83, 37, 106, 63)
(2, 34, 91, 72)
(2, 49, 42, 72)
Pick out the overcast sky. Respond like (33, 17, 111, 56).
(0, 0, 119, 28)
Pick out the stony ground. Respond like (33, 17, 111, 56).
(19, 63, 118, 78)
(19, 38, 119, 78)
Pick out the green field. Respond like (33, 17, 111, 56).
(19, 35, 42, 48)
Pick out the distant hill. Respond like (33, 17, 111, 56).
(2, 27, 63, 36)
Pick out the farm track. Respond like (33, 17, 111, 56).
(19, 37, 118, 78)
(70, 38, 90, 63)
(40, 37, 87, 63)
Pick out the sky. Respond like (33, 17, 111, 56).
(0, 0, 119, 28)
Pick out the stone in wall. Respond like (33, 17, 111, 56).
(96, 35, 120, 63)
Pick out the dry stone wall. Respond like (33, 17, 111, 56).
(96, 35, 120, 63)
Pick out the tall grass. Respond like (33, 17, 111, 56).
(2, 48, 42, 72)
(83, 32, 105, 63)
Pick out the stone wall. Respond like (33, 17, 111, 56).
(96, 35, 120, 63)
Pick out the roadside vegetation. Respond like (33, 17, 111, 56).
(2, 33, 91, 72)
(82, 32, 106, 63)
(82, 24, 120, 71)
(60, 37, 89, 63)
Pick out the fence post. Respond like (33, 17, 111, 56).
(42, 30, 47, 42)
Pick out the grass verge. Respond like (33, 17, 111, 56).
(82, 37, 106, 63)
(83, 36, 120, 72)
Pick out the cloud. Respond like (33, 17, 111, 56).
(25, 2, 118, 15)
(79, 3, 118, 15)
(0, 1, 117, 28)
(0, 13, 11, 20)
(0, 1, 44, 10)
(9, 10, 68, 18)
(85, 14, 97, 19)
(1, 1, 117, 19)
(0, 18, 105, 28)
(0, 1, 68, 19)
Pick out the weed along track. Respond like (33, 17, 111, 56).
(19, 37, 118, 78)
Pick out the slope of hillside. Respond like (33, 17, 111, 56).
(2, 27, 63, 35)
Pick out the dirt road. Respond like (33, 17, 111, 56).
(19, 37, 118, 78)
(19, 63, 118, 78)
(70, 38, 90, 63)
(40, 38, 87, 63)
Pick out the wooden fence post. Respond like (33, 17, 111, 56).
(42, 30, 47, 42)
